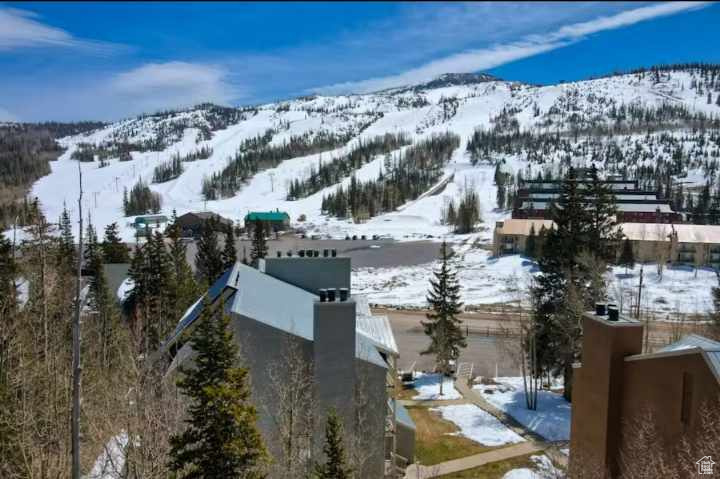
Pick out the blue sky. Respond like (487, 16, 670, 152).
(1, 1, 718, 122)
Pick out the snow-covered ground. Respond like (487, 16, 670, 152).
(13, 68, 719, 250)
(353, 251, 717, 315)
(502, 455, 562, 479)
(412, 372, 461, 400)
(85, 433, 127, 479)
(431, 403, 525, 446)
(474, 377, 571, 442)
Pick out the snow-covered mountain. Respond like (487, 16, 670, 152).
(26, 66, 720, 243)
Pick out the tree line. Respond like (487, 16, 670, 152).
(286, 132, 412, 200)
(319, 133, 459, 221)
(123, 179, 162, 216)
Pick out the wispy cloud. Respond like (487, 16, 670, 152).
(109, 61, 241, 114)
(316, 1, 711, 94)
(0, 7, 124, 54)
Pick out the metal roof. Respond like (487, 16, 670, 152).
(357, 333, 388, 369)
(355, 295, 398, 355)
(657, 334, 720, 383)
(659, 334, 720, 353)
(230, 263, 316, 340)
(165, 263, 396, 369)
(244, 211, 290, 221)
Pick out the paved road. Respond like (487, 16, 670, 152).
(185, 237, 441, 269)
(381, 309, 522, 377)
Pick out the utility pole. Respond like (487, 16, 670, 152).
(72, 161, 83, 479)
(636, 265, 644, 319)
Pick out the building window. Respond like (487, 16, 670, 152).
(681, 372, 693, 426)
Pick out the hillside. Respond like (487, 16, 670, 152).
(10, 64, 720, 244)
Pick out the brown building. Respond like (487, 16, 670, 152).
(513, 178, 681, 223)
(569, 307, 720, 477)
(493, 219, 720, 268)
(174, 211, 234, 237)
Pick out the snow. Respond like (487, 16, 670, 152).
(353, 250, 718, 315)
(431, 404, 525, 446)
(85, 433, 127, 479)
(412, 372, 461, 400)
(474, 377, 571, 442)
(503, 455, 560, 479)
(116, 277, 134, 302)
(16, 277, 29, 309)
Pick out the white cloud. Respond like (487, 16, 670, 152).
(317, 1, 711, 94)
(0, 7, 123, 53)
(109, 61, 240, 114)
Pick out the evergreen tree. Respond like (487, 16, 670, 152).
(167, 221, 201, 322)
(619, 237, 636, 273)
(314, 410, 352, 479)
(250, 219, 267, 266)
(222, 225, 237, 270)
(196, 219, 224, 286)
(586, 165, 621, 262)
(102, 222, 130, 263)
(145, 231, 172, 348)
(168, 300, 268, 478)
(0, 235, 17, 316)
(532, 167, 596, 402)
(57, 203, 75, 272)
(525, 224, 537, 258)
(421, 241, 466, 392)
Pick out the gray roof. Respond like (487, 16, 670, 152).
(355, 296, 398, 355)
(167, 262, 395, 369)
(657, 334, 720, 382)
(659, 334, 720, 353)
(230, 263, 316, 341)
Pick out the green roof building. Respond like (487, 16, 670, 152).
(244, 210, 290, 231)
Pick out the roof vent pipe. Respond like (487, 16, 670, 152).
(314, 250, 319, 258)
(607, 305, 619, 321)
(319, 288, 327, 302)
(298, 250, 305, 257)
(595, 303, 607, 316)
(323, 249, 329, 257)
(339, 288, 349, 302)
(306, 249, 313, 258)
(276, 251, 282, 258)
(327, 288, 336, 302)
(331, 249, 337, 257)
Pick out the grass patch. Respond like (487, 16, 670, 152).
(408, 406, 495, 466)
(439, 453, 537, 478)
(398, 387, 418, 400)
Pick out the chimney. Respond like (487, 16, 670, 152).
(327, 288, 336, 302)
(331, 249, 337, 257)
(276, 251, 282, 257)
(313, 292, 356, 432)
(569, 310, 643, 477)
(339, 287, 349, 302)
(323, 249, 329, 257)
(298, 250, 306, 257)
(318, 288, 327, 302)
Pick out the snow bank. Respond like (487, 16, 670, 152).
(432, 403, 525, 446)
(85, 433, 128, 479)
(116, 278, 134, 302)
(412, 372, 461, 400)
(474, 377, 571, 442)
(502, 455, 561, 479)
